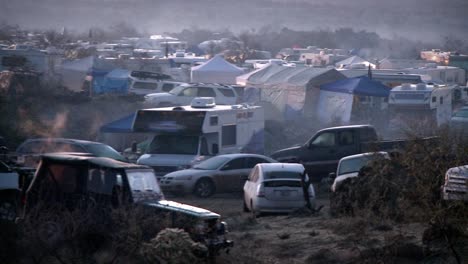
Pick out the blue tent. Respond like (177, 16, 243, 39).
(320, 76, 390, 97)
(91, 68, 130, 94)
(100, 113, 136, 133)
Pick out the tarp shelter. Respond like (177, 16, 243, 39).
(318, 76, 390, 124)
(59, 56, 94, 91)
(335, 56, 375, 69)
(91, 68, 130, 94)
(98, 113, 150, 152)
(238, 64, 347, 120)
(191, 55, 244, 84)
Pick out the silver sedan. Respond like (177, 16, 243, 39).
(159, 153, 276, 197)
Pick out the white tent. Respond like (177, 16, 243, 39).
(191, 55, 244, 84)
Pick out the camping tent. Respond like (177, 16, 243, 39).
(91, 68, 130, 94)
(191, 55, 244, 84)
(239, 64, 347, 120)
(318, 76, 390, 123)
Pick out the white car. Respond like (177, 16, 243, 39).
(129, 79, 187, 96)
(144, 83, 238, 108)
(330, 152, 389, 192)
(243, 163, 315, 216)
(442, 166, 468, 201)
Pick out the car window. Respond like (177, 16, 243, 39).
(181, 87, 198, 97)
(218, 88, 235, 97)
(161, 83, 175, 92)
(454, 109, 468, 118)
(246, 157, 271, 168)
(222, 158, 246, 170)
(310, 132, 335, 147)
(83, 143, 126, 161)
(338, 130, 354, 145)
(264, 171, 302, 179)
(133, 82, 157, 90)
(198, 87, 216, 97)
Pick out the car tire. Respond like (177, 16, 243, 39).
(193, 178, 215, 198)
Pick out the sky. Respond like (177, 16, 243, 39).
(2, 0, 467, 42)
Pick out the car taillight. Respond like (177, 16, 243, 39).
(256, 184, 265, 197)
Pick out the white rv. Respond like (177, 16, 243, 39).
(134, 98, 264, 178)
(388, 83, 453, 127)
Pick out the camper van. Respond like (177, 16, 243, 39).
(388, 83, 453, 127)
(134, 98, 264, 178)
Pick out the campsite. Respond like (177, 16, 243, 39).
(1, 2, 468, 263)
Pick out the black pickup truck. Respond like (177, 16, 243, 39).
(270, 125, 422, 182)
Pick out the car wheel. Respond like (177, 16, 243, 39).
(193, 178, 215, 198)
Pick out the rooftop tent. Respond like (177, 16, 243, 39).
(191, 55, 244, 84)
(320, 76, 390, 97)
(100, 113, 136, 133)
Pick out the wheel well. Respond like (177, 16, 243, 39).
(195, 177, 215, 188)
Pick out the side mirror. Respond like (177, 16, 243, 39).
(212, 144, 219, 155)
(328, 172, 336, 179)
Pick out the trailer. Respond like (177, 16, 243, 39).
(133, 97, 264, 178)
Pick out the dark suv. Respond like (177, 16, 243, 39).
(23, 153, 233, 255)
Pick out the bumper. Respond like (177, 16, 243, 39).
(254, 198, 315, 213)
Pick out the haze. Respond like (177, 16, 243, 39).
(2, 0, 467, 42)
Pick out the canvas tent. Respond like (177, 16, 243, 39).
(191, 55, 244, 84)
(318, 76, 390, 124)
(239, 64, 347, 120)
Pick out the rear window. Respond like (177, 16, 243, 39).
(84, 144, 125, 161)
(264, 180, 301, 188)
(218, 88, 235, 97)
(264, 171, 302, 179)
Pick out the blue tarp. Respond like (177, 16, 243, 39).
(320, 76, 390, 97)
(100, 113, 136, 133)
(91, 68, 130, 94)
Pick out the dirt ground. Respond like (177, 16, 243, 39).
(171, 191, 431, 264)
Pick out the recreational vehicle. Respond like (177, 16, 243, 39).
(134, 97, 264, 178)
(388, 83, 453, 127)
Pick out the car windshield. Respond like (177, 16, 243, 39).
(338, 156, 377, 175)
(193, 156, 231, 170)
(127, 170, 163, 201)
(454, 109, 468, 118)
(147, 135, 199, 155)
(85, 144, 126, 162)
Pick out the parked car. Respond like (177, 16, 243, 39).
(442, 165, 468, 201)
(16, 138, 126, 168)
(243, 163, 315, 216)
(144, 83, 238, 107)
(0, 161, 19, 221)
(330, 152, 390, 192)
(129, 79, 187, 96)
(160, 154, 276, 197)
(22, 153, 233, 256)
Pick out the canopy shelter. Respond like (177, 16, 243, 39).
(335, 56, 375, 69)
(191, 55, 244, 84)
(318, 76, 390, 124)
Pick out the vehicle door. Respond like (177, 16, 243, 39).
(336, 130, 359, 158)
(301, 131, 338, 180)
(212, 157, 247, 192)
(178, 87, 198, 105)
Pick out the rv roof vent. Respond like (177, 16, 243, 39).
(416, 83, 427, 90)
(401, 83, 412, 90)
(172, 106, 185, 111)
(191, 97, 216, 108)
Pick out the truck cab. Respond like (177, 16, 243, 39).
(270, 125, 378, 181)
